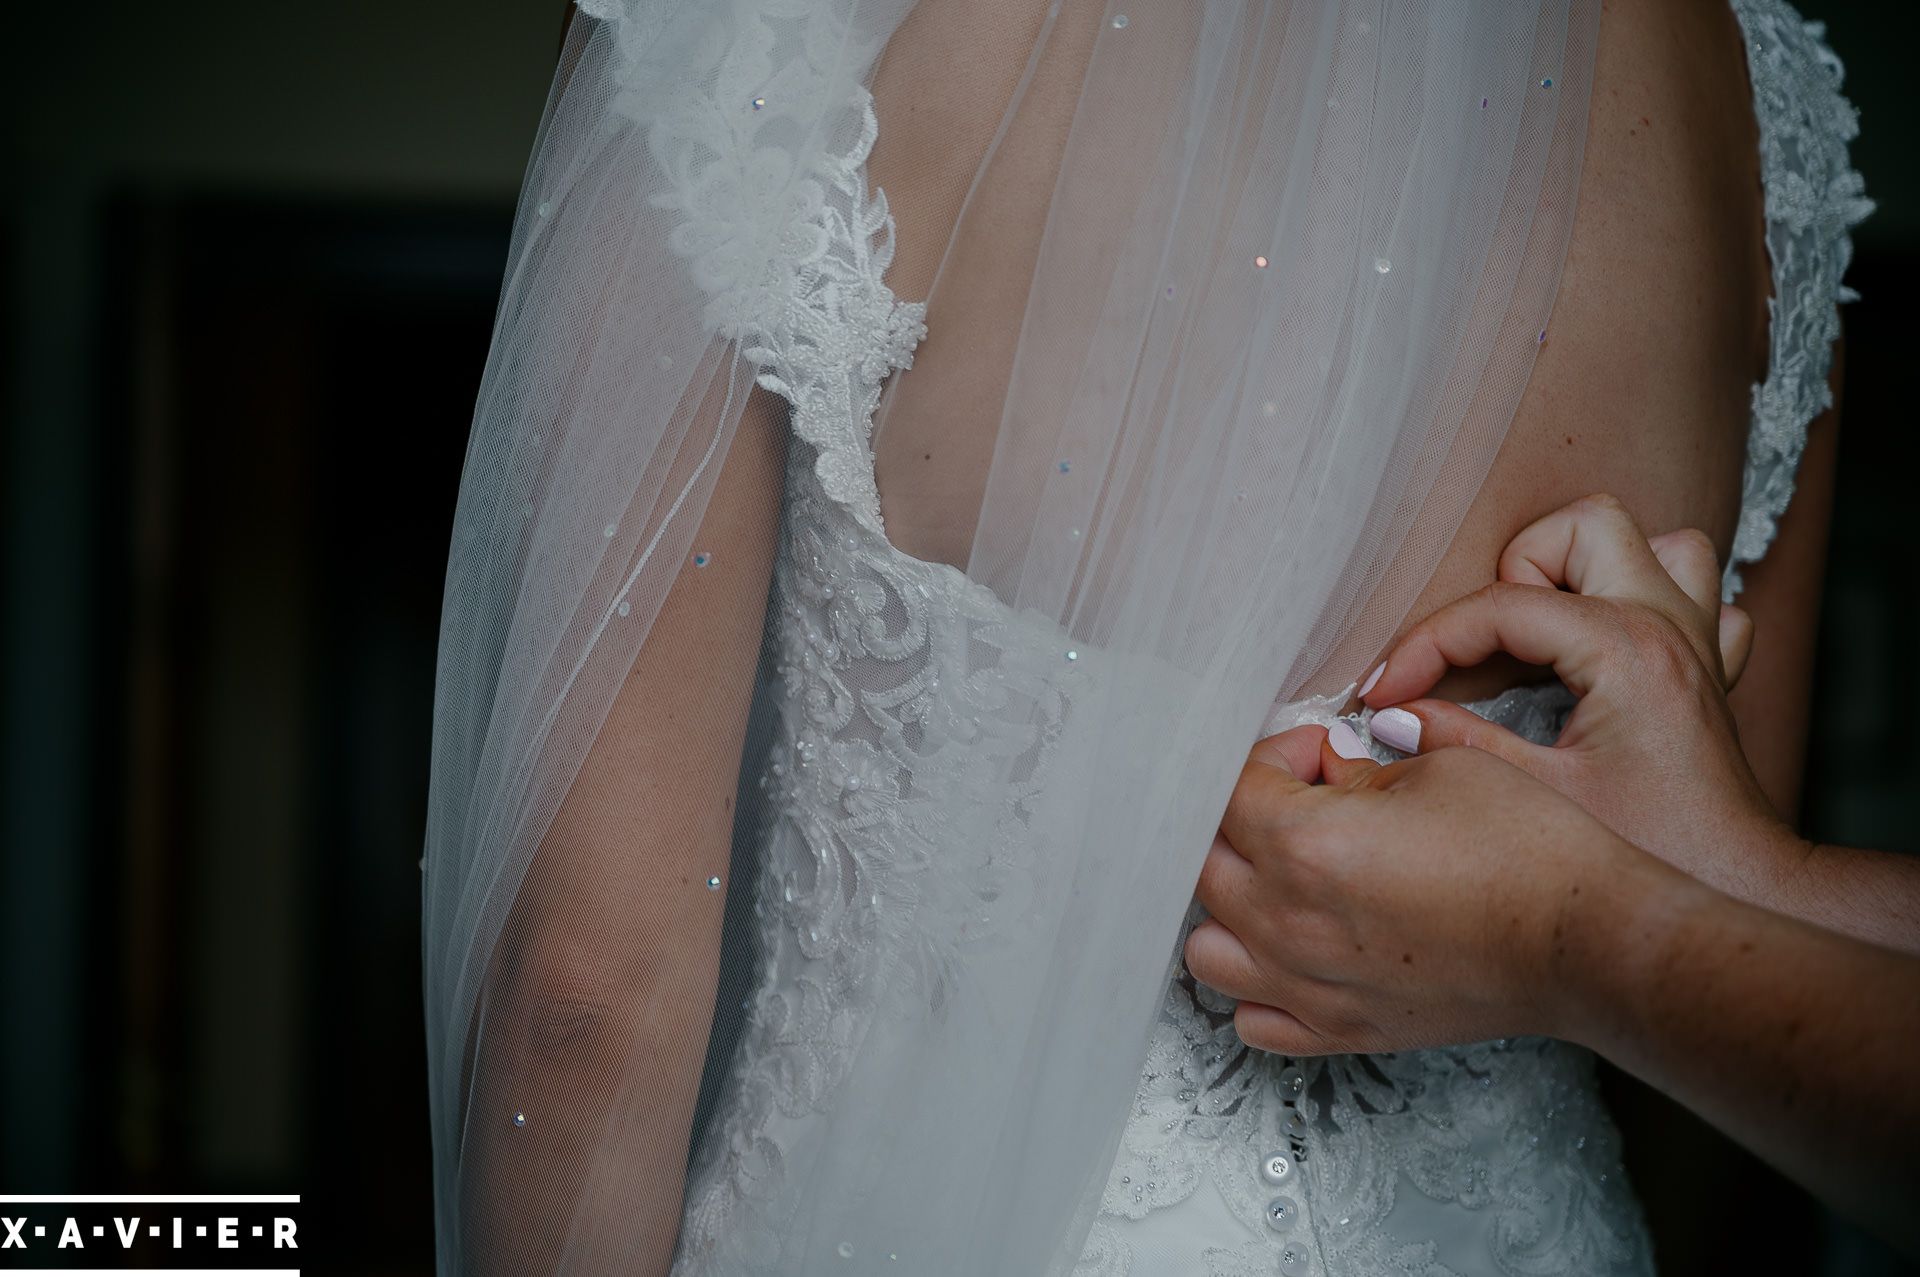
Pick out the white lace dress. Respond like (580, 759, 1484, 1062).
(659, 0, 1872, 1272)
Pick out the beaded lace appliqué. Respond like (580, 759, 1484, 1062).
(1078, 691, 1649, 1277)
(599, 0, 1868, 1270)
(1078, 8, 1871, 1267)
(1722, 0, 1872, 598)
(605, 3, 1085, 1269)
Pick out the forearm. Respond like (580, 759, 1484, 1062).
(462, 917, 721, 1275)
(1680, 805, 1920, 954)
(1554, 853, 1920, 1253)
(459, 397, 786, 1272)
(1753, 838, 1920, 955)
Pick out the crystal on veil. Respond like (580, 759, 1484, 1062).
(469, 0, 1869, 1268)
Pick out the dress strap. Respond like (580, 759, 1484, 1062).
(626, 0, 929, 537)
(1722, 0, 1873, 599)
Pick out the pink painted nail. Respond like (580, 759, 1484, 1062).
(1358, 662, 1385, 699)
(1327, 720, 1371, 761)
(1369, 707, 1421, 754)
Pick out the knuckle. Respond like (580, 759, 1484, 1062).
(1237, 1015, 1288, 1056)
(1480, 580, 1522, 606)
(1482, 579, 1545, 619)
(1672, 526, 1716, 558)
(1421, 744, 1477, 779)
(1194, 861, 1223, 909)
(1327, 1007, 1371, 1045)
(1227, 768, 1296, 842)
(1475, 581, 1522, 626)
(1638, 616, 1712, 687)
(1575, 492, 1630, 521)
(1221, 788, 1266, 847)
(1616, 606, 1672, 650)
(1182, 930, 1215, 981)
(1572, 493, 1643, 544)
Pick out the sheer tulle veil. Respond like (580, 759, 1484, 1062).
(420, 0, 1600, 1270)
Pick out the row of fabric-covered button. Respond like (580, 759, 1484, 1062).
(1260, 1063, 1311, 1274)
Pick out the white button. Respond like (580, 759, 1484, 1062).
(1278, 1241, 1311, 1274)
(1260, 1152, 1292, 1184)
(1265, 1195, 1299, 1231)
(1282, 1108, 1308, 1139)
(1278, 1066, 1305, 1097)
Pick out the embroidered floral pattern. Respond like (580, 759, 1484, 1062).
(1078, 5, 1870, 1267)
(1082, 688, 1650, 1277)
(621, 0, 1867, 1271)
(631, 6, 1084, 1271)
(1723, 0, 1873, 598)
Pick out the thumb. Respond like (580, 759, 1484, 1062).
(1247, 724, 1327, 788)
(1320, 719, 1383, 786)
(1367, 699, 1556, 779)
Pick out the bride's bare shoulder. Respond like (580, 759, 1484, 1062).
(1417, 0, 1771, 625)
(864, 0, 1775, 620)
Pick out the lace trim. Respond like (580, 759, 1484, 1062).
(1077, 10, 1876, 1269)
(1722, 0, 1873, 599)
(1080, 687, 1651, 1277)
(637, 4, 1077, 1269)
(640, 1, 1869, 1271)
(629, 0, 927, 537)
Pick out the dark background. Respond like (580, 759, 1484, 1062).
(0, 2, 1913, 1273)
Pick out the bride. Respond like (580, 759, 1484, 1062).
(419, 0, 1869, 1271)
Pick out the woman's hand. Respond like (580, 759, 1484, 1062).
(1185, 723, 1670, 1056)
(1358, 494, 1799, 906)
(1354, 493, 1920, 951)
(1186, 491, 1920, 1249)
(1189, 718, 1920, 1255)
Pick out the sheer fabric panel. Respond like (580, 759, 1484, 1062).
(421, 1, 1601, 1271)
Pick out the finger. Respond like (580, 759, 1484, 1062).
(1221, 750, 1317, 864)
(1183, 917, 1267, 1002)
(1234, 1001, 1334, 1057)
(1222, 728, 1324, 854)
(1320, 720, 1382, 785)
(1194, 833, 1258, 925)
(1364, 699, 1558, 780)
(1719, 604, 1754, 690)
(1648, 527, 1722, 616)
(1248, 724, 1327, 787)
(1497, 494, 1674, 602)
(1364, 582, 1614, 708)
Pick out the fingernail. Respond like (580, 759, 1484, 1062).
(1369, 707, 1422, 754)
(1327, 720, 1371, 760)
(1358, 662, 1385, 699)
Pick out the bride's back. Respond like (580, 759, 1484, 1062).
(867, 0, 1770, 703)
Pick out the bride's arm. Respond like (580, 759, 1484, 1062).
(1724, 340, 1844, 823)
(460, 390, 787, 1275)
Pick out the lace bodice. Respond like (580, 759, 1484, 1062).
(619, 0, 1869, 1271)
(1080, 688, 1646, 1277)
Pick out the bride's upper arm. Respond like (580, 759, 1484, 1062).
(1727, 338, 1845, 825)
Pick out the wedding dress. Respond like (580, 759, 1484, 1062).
(420, 0, 1868, 1272)
(670, 3, 1868, 1273)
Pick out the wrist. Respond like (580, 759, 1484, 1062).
(1747, 821, 1820, 913)
(1534, 839, 1700, 1051)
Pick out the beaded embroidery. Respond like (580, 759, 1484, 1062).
(596, 0, 1868, 1270)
